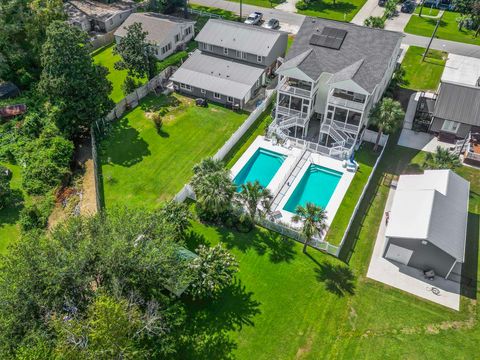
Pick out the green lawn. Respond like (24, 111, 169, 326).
(178, 137, 480, 359)
(93, 44, 147, 104)
(296, 0, 367, 22)
(325, 142, 379, 246)
(100, 93, 248, 209)
(225, 0, 285, 9)
(401, 46, 447, 91)
(405, 10, 480, 46)
(0, 163, 26, 254)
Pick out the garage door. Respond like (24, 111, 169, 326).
(385, 244, 413, 265)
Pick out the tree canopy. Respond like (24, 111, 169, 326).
(38, 21, 113, 138)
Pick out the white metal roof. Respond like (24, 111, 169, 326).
(386, 170, 469, 262)
(442, 53, 480, 87)
(170, 50, 264, 99)
(195, 19, 286, 57)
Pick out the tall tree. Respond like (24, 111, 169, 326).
(38, 21, 113, 138)
(236, 180, 273, 227)
(0, 0, 65, 86)
(369, 97, 404, 151)
(114, 22, 157, 81)
(292, 202, 327, 253)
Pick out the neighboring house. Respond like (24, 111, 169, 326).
(384, 170, 469, 282)
(171, 19, 288, 109)
(269, 17, 403, 158)
(114, 13, 196, 61)
(65, 0, 136, 33)
(0, 82, 20, 100)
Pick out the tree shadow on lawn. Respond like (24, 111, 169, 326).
(101, 117, 150, 167)
(0, 189, 24, 226)
(302, 1, 357, 16)
(178, 278, 261, 359)
(460, 210, 479, 299)
(314, 261, 356, 297)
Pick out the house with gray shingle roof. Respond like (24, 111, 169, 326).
(171, 19, 288, 109)
(269, 17, 403, 158)
(114, 13, 195, 60)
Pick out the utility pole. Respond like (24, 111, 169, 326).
(418, 0, 424, 17)
(240, 0, 243, 21)
(422, 18, 440, 61)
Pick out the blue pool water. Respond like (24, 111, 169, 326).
(234, 148, 286, 189)
(283, 164, 342, 213)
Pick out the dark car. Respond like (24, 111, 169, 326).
(401, 0, 415, 12)
(378, 0, 386, 6)
(265, 18, 279, 29)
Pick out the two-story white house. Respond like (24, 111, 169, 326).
(114, 13, 196, 61)
(270, 17, 403, 157)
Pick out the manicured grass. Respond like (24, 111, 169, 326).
(0, 163, 25, 254)
(405, 10, 480, 46)
(401, 46, 447, 91)
(225, 0, 285, 9)
(93, 44, 147, 103)
(190, 4, 241, 28)
(224, 104, 272, 169)
(324, 142, 379, 246)
(179, 138, 480, 359)
(296, 0, 367, 22)
(100, 94, 247, 209)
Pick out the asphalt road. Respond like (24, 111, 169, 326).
(191, 0, 480, 58)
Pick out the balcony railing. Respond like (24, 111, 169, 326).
(278, 79, 312, 98)
(323, 118, 360, 134)
(277, 106, 308, 119)
(328, 93, 365, 111)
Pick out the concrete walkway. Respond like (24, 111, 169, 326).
(191, 0, 480, 57)
(350, 0, 384, 25)
(275, 0, 298, 13)
(367, 188, 461, 311)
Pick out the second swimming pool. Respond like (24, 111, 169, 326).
(283, 164, 342, 213)
(234, 148, 286, 189)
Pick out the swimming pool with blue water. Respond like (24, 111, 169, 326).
(283, 164, 342, 213)
(234, 148, 286, 189)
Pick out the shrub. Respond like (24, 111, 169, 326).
(19, 203, 49, 232)
(122, 76, 140, 97)
(0, 165, 12, 209)
(296, 1, 308, 10)
(151, 112, 163, 131)
(364, 16, 385, 28)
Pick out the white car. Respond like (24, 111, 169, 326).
(244, 12, 263, 25)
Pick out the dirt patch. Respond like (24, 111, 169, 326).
(295, 332, 314, 359)
(80, 158, 98, 216)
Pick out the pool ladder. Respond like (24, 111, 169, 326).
(271, 149, 311, 211)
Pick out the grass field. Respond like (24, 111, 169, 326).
(401, 46, 447, 91)
(100, 94, 247, 209)
(296, 0, 367, 22)
(178, 138, 480, 359)
(324, 142, 379, 246)
(0, 163, 25, 254)
(225, 0, 285, 9)
(405, 10, 480, 46)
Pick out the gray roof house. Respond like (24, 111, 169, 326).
(384, 170, 469, 281)
(269, 17, 403, 158)
(114, 13, 196, 60)
(65, 0, 136, 33)
(171, 19, 288, 109)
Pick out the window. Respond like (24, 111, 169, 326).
(242, 52, 247, 60)
(224, 48, 228, 55)
(214, 92, 221, 99)
(161, 43, 172, 54)
(175, 33, 180, 43)
(208, 44, 213, 51)
(200, 89, 206, 94)
(442, 120, 460, 133)
(236, 50, 241, 58)
(201, 42, 207, 50)
(257, 55, 263, 63)
(180, 83, 191, 91)
(227, 96, 233, 103)
(154, 48, 158, 55)
(185, 26, 192, 36)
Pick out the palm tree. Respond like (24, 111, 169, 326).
(292, 202, 327, 253)
(194, 170, 236, 220)
(369, 98, 405, 151)
(237, 181, 273, 226)
(191, 157, 224, 188)
(423, 146, 461, 170)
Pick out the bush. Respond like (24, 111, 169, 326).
(0, 165, 12, 209)
(151, 112, 163, 131)
(364, 16, 385, 28)
(122, 76, 140, 97)
(296, 1, 308, 10)
(19, 202, 50, 232)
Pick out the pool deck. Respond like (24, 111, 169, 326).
(230, 136, 302, 195)
(276, 152, 355, 230)
(230, 136, 356, 236)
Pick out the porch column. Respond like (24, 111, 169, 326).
(445, 260, 457, 280)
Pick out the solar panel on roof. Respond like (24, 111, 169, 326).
(309, 27, 347, 50)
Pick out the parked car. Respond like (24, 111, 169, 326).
(244, 12, 263, 25)
(378, 0, 386, 6)
(401, 0, 415, 12)
(265, 18, 279, 29)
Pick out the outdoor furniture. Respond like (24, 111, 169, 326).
(271, 211, 282, 220)
(195, 98, 208, 107)
(424, 269, 435, 281)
